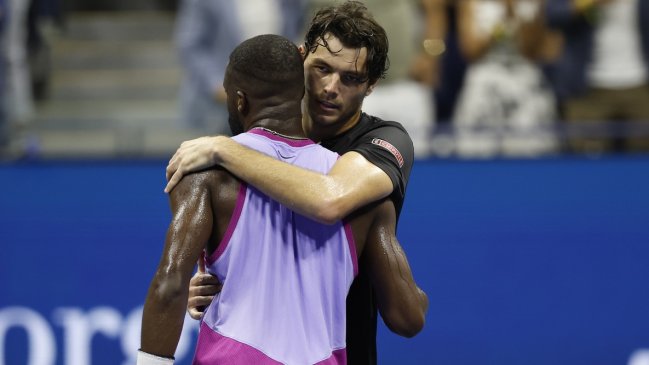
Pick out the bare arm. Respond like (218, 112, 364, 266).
(364, 201, 428, 338)
(409, 0, 448, 86)
(420, 0, 448, 48)
(457, 0, 493, 62)
(516, 1, 552, 61)
(166, 136, 393, 224)
(140, 174, 213, 357)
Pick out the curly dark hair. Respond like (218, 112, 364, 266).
(229, 34, 304, 86)
(304, 1, 389, 85)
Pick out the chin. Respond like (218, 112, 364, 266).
(310, 107, 339, 125)
(311, 113, 340, 128)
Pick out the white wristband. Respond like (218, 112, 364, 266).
(137, 350, 174, 365)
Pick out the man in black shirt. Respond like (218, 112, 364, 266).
(165, 2, 417, 364)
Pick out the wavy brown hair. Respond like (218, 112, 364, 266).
(304, 1, 389, 85)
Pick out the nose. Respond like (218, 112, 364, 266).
(322, 73, 341, 98)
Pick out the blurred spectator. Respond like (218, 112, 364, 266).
(5, 0, 35, 126)
(0, 0, 60, 152)
(546, 0, 649, 153)
(412, 0, 468, 156)
(175, 0, 307, 134)
(425, 0, 466, 123)
(361, 0, 435, 158)
(409, 0, 446, 92)
(453, 0, 559, 157)
(0, 0, 7, 150)
(411, 0, 467, 126)
(28, 0, 63, 102)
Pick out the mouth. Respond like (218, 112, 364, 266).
(316, 99, 340, 111)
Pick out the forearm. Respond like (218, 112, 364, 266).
(220, 142, 342, 222)
(216, 138, 391, 224)
(383, 240, 428, 320)
(367, 217, 428, 337)
(375, 257, 428, 337)
(457, 1, 492, 61)
(140, 275, 190, 357)
(421, 0, 447, 41)
(142, 174, 213, 356)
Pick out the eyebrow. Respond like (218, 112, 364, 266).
(311, 58, 368, 78)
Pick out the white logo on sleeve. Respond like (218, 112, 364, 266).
(371, 138, 404, 168)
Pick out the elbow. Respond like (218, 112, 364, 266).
(382, 289, 429, 338)
(397, 318, 426, 339)
(315, 209, 344, 225)
(382, 308, 426, 338)
(150, 269, 186, 306)
(313, 197, 347, 225)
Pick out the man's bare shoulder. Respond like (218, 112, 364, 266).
(170, 167, 238, 198)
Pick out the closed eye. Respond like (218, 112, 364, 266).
(314, 65, 330, 73)
(342, 74, 367, 85)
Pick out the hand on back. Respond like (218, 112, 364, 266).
(165, 136, 228, 193)
(187, 256, 222, 320)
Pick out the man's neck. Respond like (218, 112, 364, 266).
(248, 116, 307, 139)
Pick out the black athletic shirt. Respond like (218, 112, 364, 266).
(320, 112, 414, 365)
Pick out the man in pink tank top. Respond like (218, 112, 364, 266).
(137, 34, 427, 365)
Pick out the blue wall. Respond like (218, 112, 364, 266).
(1, 157, 648, 364)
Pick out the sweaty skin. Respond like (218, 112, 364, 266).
(165, 34, 395, 225)
(143, 31, 424, 358)
(142, 166, 427, 356)
(166, 23, 418, 365)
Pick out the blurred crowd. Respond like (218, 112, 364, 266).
(1, 0, 648, 158)
(0, 0, 60, 152)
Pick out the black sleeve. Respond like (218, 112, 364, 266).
(350, 123, 414, 209)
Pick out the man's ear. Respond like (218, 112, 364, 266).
(236, 91, 248, 114)
(298, 44, 307, 60)
(365, 81, 377, 97)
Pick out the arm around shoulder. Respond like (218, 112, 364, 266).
(167, 135, 395, 224)
(314, 152, 393, 224)
(217, 145, 393, 225)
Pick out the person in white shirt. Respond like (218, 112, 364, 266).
(546, 0, 649, 153)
